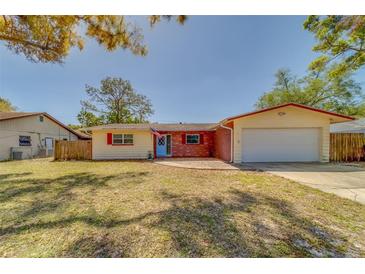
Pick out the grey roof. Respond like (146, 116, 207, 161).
(74, 130, 92, 139)
(0, 111, 87, 139)
(330, 118, 365, 133)
(86, 123, 217, 132)
(152, 123, 217, 131)
(0, 112, 42, 121)
(85, 123, 152, 131)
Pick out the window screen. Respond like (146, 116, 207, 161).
(186, 134, 199, 144)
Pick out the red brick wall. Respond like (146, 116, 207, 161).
(158, 131, 215, 157)
(214, 122, 232, 162)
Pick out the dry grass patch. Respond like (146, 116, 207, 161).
(0, 158, 364, 257)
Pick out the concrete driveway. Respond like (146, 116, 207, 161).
(245, 163, 365, 204)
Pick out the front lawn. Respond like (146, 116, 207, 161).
(0, 159, 364, 257)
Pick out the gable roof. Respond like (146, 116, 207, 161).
(0, 112, 88, 139)
(82, 103, 355, 133)
(222, 103, 354, 123)
(0, 112, 42, 121)
(86, 123, 217, 132)
(330, 118, 365, 133)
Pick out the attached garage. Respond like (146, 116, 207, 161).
(241, 128, 320, 162)
(219, 103, 354, 163)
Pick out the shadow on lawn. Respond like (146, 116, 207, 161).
(0, 172, 112, 204)
(0, 171, 356, 257)
(62, 189, 350, 257)
(0, 171, 149, 228)
(0, 172, 32, 180)
(153, 189, 349, 257)
(64, 233, 130, 257)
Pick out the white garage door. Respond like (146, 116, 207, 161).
(241, 128, 320, 162)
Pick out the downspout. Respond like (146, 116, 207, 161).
(219, 123, 233, 163)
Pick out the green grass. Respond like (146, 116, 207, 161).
(0, 158, 364, 257)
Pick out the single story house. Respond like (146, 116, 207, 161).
(0, 112, 89, 160)
(330, 118, 365, 134)
(86, 103, 353, 163)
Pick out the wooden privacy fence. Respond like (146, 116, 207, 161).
(330, 133, 365, 162)
(54, 140, 92, 160)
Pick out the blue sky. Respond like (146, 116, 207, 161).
(1, 16, 363, 125)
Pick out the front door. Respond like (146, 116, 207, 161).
(45, 137, 54, 150)
(156, 135, 171, 157)
(44, 137, 54, 157)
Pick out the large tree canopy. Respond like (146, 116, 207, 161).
(255, 68, 365, 117)
(304, 15, 365, 78)
(77, 108, 104, 128)
(78, 77, 154, 127)
(0, 15, 186, 63)
(0, 97, 17, 112)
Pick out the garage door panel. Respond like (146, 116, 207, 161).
(241, 128, 320, 162)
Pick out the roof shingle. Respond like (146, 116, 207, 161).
(86, 123, 217, 131)
(0, 112, 42, 121)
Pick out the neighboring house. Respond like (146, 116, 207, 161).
(86, 103, 353, 163)
(0, 112, 89, 160)
(330, 118, 365, 134)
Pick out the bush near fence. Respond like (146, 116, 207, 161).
(330, 133, 365, 162)
(54, 140, 92, 160)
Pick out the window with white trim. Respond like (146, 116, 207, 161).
(186, 134, 200, 144)
(113, 134, 134, 144)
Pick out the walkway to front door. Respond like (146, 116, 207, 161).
(154, 157, 240, 170)
(156, 134, 172, 157)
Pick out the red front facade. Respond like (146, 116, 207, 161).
(155, 131, 215, 158)
(214, 122, 233, 162)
